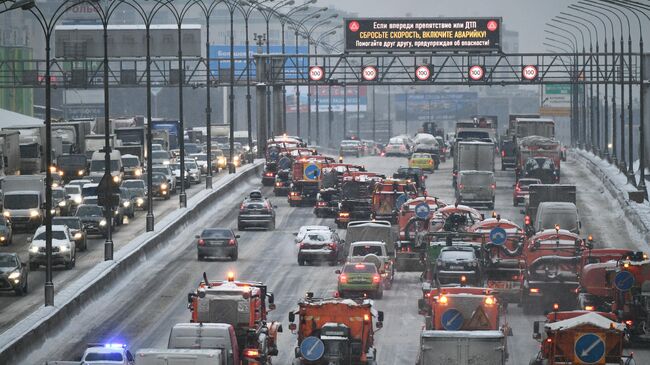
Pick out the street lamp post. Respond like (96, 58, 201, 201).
(223, 0, 240, 174)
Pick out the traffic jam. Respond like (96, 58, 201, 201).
(31, 114, 646, 365)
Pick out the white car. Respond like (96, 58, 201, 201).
(151, 143, 164, 152)
(64, 185, 83, 206)
(80, 344, 135, 365)
(28, 225, 76, 270)
(293, 225, 332, 244)
(184, 159, 202, 184)
(189, 153, 209, 174)
(151, 165, 177, 192)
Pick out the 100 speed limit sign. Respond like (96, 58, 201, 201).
(362, 66, 378, 81)
(468, 65, 484, 81)
(309, 66, 324, 81)
(522, 65, 538, 81)
(415, 65, 432, 81)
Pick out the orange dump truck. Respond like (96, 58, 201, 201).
(287, 296, 383, 365)
(530, 311, 634, 365)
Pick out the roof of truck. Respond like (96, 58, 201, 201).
(545, 312, 625, 331)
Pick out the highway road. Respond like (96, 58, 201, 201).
(0, 167, 246, 333)
(16, 154, 650, 364)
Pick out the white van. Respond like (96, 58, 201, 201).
(89, 150, 123, 184)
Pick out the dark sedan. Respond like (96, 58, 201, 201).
(434, 246, 482, 286)
(0, 216, 13, 245)
(149, 172, 171, 199)
(237, 191, 276, 231)
(53, 216, 88, 251)
(0, 253, 27, 295)
(196, 228, 239, 261)
(121, 179, 148, 210)
(75, 204, 108, 238)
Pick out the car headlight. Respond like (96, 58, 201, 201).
(99, 219, 107, 227)
(3, 211, 9, 218)
(52, 182, 59, 188)
(123, 201, 130, 208)
(74, 197, 82, 204)
(161, 183, 168, 190)
(74, 232, 83, 240)
(77, 169, 85, 176)
(163, 160, 170, 165)
(29, 246, 38, 253)
(59, 245, 70, 252)
(50, 209, 57, 215)
(30, 210, 40, 218)
(135, 169, 142, 177)
(8, 271, 20, 280)
(136, 197, 144, 205)
(58, 201, 66, 207)
(234, 156, 240, 162)
(112, 175, 120, 184)
(0, 236, 5, 242)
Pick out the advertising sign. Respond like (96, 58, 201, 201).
(394, 92, 478, 122)
(209, 45, 308, 79)
(286, 85, 368, 113)
(344, 18, 502, 52)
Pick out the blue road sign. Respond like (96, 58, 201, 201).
(489, 227, 507, 245)
(396, 193, 408, 209)
(441, 309, 464, 331)
(614, 271, 635, 291)
(304, 164, 321, 181)
(300, 336, 325, 362)
(414, 202, 431, 219)
(574, 333, 605, 364)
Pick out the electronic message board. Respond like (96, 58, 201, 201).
(345, 18, 501, 52)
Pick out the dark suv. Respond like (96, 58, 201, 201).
(0, 252, 28, 295)
(434, 246, 481, 286)
(237, 191, 276, 231)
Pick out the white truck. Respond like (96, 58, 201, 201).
(3, 124, 62, 174)
(0, 130, 21, 176)
(2, 175, 45, 230)
(452, 140, 495, 187)
(135, 349, 225, 365)
(416, 330, 506, 365)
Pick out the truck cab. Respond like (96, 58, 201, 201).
(2, 175, 45, 230)
(534, 202, 580, 234)
(89, 150, 123, 184)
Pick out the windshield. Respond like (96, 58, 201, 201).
(352, 245, 383, 256)
(440, 250, 475, 261)
(116, 131, 142, 144)
(19, 144, 39, 158)
(90, 159, 120, 172)
(461, 173, 493, 186)
(65, 186, 81, 195)
(518, 179, 539, 190)
(152, 151, 170, 160)
(185, 144, 202, 154)
(4, 194, 38, 209)
(53, 218, 81, 229)
(152, 167, 170, 175)
(201, 229, 232, 239)
(150, 174, 166, 183)
(457, 131, 490, 140)
(35, 230, 67, 240)
(412, 153, 431, 159)
(303, 233, 330, 242)
(0, 254, 17, 268)
(122, 180, 145, 189)
(185, 161, 198, 170)
(152, 144, 163, 151)
(122, 157, 139, 167)
(343, 263, 377, 274)
(192, 154, 207, 161)
(539, 211, 578, 231)
(84, 352, 123, 362)
(58, 155, 86, 165)
(82, 186, 98, 197)
(341, 141, 360, 146)
(52, 189, 65, 200)
(76, 206, 103, 217)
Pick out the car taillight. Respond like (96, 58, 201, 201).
(228, 239, 236, 246)
(239, 203, 245, 211)
(372, 274, 381, 283)
(265, 172, 273, 177)
(339, 274, 347, 283)
(501, 150, 505, 157)
(459, 184, 464, 190)
(328, 243, 337, 249)
(198, 239, 205, 246)
(317, 201, 327, 207)
(299, 243, 305, 249)
(525, 215, 531, 225)
(491, 183, 496, 190)
(515, 185, 521, 192)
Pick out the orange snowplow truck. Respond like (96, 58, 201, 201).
(187, 272, 282, 364)
(371, 179, 418, 223)
(287, 295, 383, 365)
(289, 156, 335, 207)
(578, 250, 650, 342)
(529, 311, 634, 365)
(420, 286, 503, 331)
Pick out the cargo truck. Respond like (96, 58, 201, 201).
(85, 134, 116, 159)
(522, 184, 576, 236)
(452, 140, 495, 187)
(3, 124, 59, 174)
(52, 120, 91, 154)
(0, 130, 20, 176)
(2, 175, 45, 230)
(151, 119, 181, 150)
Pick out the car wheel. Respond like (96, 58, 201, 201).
(513, 199, 518, 207)
(298, 258, 305, 266)
(238, 223, 245, 231)
(375, 289, 383, 299)
(22, 280, 28, 294)
(231, 253, 238, 261)
(501, 164, 506, 171)
(65, 259, 73, 270)
(165, 195, 170, 200)
(197, 254, 203, 261)
(328, 260, 337, 266)
(268, 220, 275, 230)
(15, 286, 25, 296)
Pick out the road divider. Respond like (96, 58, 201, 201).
(0, 161, 264, 363)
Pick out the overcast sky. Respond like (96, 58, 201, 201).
(321, 0, 648, 53)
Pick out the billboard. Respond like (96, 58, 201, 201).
(209, 45, 308, 80)
(394, 92, 478, 122)
(344, 18, 502, 52)
(286, 85, 368, 113)
(543, 84, 571, 108)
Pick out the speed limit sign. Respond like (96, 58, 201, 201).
(309, 66, 324, 82)
(415, 65, 432, 81)
(522, 65, 538, 81)
(362, 66, 378, 81)
(468, 65, 485, 81)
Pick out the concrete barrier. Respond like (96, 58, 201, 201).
(0, 161, 264, 364)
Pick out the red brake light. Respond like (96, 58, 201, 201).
(239, 203, 245, 210)
(198, 239, 205, 246)
(339, 274, 347, 283)
(228, 239, 236, 246)
(355, 263, 366, 269)
(328, 243, 337, 250)
(459, 184, 464, 190)
(525, 215, 531, 225)
(491, 183, 496, 189)
(373, 274, 381, 283)
(501, 150, 505, 157)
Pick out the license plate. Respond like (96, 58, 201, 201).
(449, 265, 464, 270)
(488, 281, 519, 289)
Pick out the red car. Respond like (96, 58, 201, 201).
(513, 178, 541, 206)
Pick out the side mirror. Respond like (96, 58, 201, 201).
(195, 235, 200, 239)
(532, 321, 541, 340)
(520, 209, 526, 215)
(288, 311, 295, 322)
(292, 232, 298, 236)
(377, 311, 384, 322)
(21, 262, 26, 267)
(235, 234, 241, 239)
(273, 205, 278, 209)
(268, 292, 275, 304)
(335, 269, 341, 274)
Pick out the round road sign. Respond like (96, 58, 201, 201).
(348, 20, 360, 33)
(489, 227, 507, 245)
(574, 333, 605, 364)
(309, 66, 324, 82)
(416, 65, 431, 81)
(614, 270, 635, 291)
(300, 336, 325, 362)
(522, 65, 538, 81)
(441, 309, 464, 331)
(304, 163, 321, 180)
(487, 20, 498, 32)
(414, 202, 431, 219)
(469, 65, 484, 81)
(362, 66, 378, 81)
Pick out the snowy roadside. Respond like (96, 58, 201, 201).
(571, 149, 650, 249)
